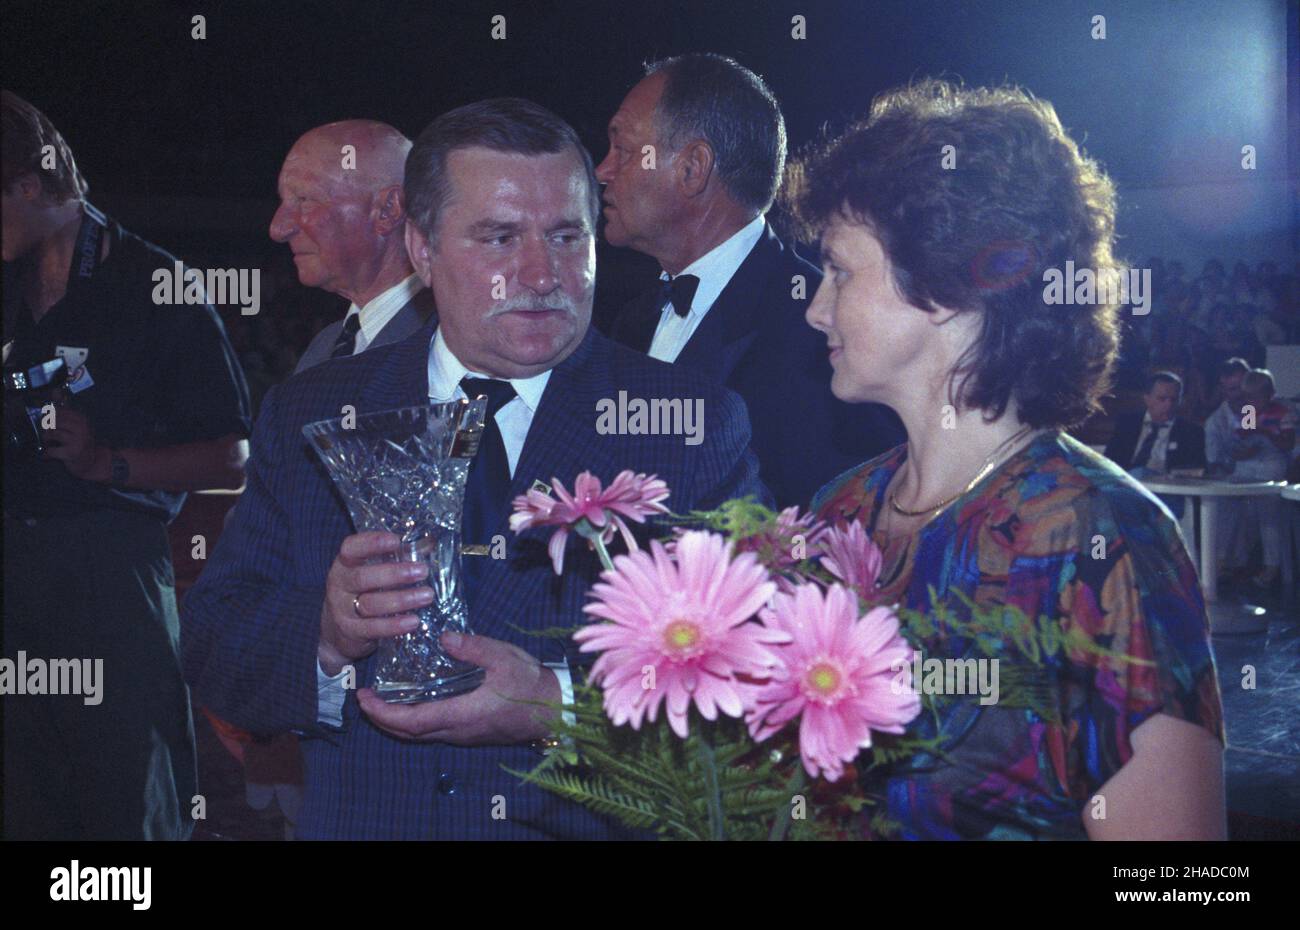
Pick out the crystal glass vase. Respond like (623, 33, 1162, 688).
(303, 398, 489, 703)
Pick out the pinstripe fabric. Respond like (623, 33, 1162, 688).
(181, 319, 767, 839)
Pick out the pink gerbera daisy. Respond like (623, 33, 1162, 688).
(575, 530, 786, 738)
(746, 582, 920, 782)
(510, 470, 670, 574)
(819, 520, 884, 599)
(668, 506, 831, 594)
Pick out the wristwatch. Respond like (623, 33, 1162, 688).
(530, 735, 562, 756)
(109, 450, 130, 487)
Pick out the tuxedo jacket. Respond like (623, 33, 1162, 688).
(1104, 411, 1206, 472)
(181, 319, 765, 839)
(607, 224, 905, 510)
(293, 288, 436, 374)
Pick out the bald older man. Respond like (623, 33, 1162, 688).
(270, 120, 434, 373)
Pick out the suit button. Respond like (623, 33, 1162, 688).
(437, 773, 456, 796)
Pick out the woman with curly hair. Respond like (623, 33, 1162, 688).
(791, 80, 1225, 840)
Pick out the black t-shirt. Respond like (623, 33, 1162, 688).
(3, 205, 252, 523)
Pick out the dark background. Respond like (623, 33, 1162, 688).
(7, 0, 1294, 193)
(7, 0, 1296, 319)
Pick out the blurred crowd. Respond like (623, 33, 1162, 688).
(1113, 257, 1299, 420)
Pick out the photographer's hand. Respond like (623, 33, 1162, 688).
(41, 407, 110, 481)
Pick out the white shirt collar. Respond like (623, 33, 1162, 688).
(426, 327, 551, 414)
(659, 213, 767, 318)
(345, 274, 423, 348)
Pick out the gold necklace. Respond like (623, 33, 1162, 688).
(889, 425, 1036, 519)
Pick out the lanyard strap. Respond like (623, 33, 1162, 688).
(66, 202, 108, 299)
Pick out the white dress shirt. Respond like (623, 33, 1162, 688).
(317, 328, 573, 726)
(1204, 400, 1239, 469)
(339, 274, 423, 355)
(1133, 413, 1175, 474)
(647, 213, 767, 363)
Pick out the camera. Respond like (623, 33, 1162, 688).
(4, 357, 68, 456)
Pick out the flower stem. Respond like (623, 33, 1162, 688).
(589, 531, 616, 573)
(696, 735, 725, 841)
(768, 766, 808, 842)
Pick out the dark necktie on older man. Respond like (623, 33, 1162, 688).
(329, 313, 362, 359)
(459, 376, 517, 609)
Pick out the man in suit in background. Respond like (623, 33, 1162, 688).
(231, 120, 435, 836)
(182, 98, 765, 839)
(270, 120, 434, 373)
(597, 53, 904, 509)
(1104, 370, 1205, 518)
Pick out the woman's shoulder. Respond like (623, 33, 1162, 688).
(949, 431, 1185, 568)
(1004, 432, 1174, 528)
(810, 443, 907, 523)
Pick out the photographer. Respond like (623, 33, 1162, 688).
(2, 91, 252, 840)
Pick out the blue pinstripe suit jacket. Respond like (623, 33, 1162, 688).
(181, 319, 767, 839)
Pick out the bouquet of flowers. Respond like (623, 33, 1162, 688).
(506, 470, 1119, 840)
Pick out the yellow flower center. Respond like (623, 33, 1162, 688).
(663, 619, 700, 652)
(806, 663, 842, 697)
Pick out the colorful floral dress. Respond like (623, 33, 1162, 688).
(812, 431, 1224, 840)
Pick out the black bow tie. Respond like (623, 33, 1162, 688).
(659, 274, 700, 317)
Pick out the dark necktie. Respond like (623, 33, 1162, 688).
(330, 313, 362, 359)
(459, 376, 517, 609)
(1133, 421, 1167, 468)
(660, 274, 701, 317)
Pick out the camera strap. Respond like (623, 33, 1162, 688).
(64, 202, 109, 303)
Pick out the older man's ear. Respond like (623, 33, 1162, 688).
(373, 184, 405, 236)
(404, 221, 434, 287)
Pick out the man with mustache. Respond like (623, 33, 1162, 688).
(269, 120, 433, 372)
(598, 54, 904, 508)
(182, 98, 765, 839)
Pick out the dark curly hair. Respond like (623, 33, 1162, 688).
(785, 79, 1122, 429)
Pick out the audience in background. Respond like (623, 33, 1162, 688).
(1088, 257, 1298, 596)
(1114, 258, 1298, 424)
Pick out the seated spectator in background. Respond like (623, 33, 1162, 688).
(1218, 368, 1295, 590)
(1205, 357, 1251, 474)
(268, 120, 434, 373)
(1104, 371, 1205, 518)
(1228, 369, 1294, 481)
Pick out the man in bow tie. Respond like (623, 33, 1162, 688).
(597, 53, 904, 508)
(182, 98, 765, 839)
